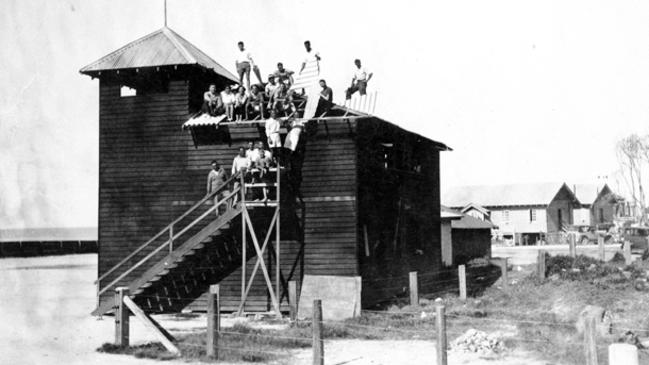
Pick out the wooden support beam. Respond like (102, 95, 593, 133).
(623, 241, 632, 265)
(537, 250, 546, 280)
(122, 296, 180, 354)
(598, 236, 605, 262)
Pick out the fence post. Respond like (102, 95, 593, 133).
(537, 250, 546, 280)
(598, 235, 605, 262)
(312, 299, 324, 365)
(207, 284, 220, 359)
(115, 287, 129, 347)
(569, 234, 576, 258)
(435, 302, 448, 365)
(458, 265, 467, 301)
(584, 315, 598, 365)
(623, 241, 632, 265)
(608, 343, 638, 365)
(501, 258, 508, 289)
(289, 280, 298, 321)
(409, 271, 419, 306)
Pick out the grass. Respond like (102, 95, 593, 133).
(99, 256, 649, 364)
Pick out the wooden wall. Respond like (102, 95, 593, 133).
(355, 118, 443, 306)
(98, 77, 194, 307)
(451, 228, 491, 265)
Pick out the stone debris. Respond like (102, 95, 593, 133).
(450, 329, 505, 355)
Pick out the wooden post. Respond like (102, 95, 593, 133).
(289, 280, 298, 321)
(623, 241, 632, 265)
(436, 302, 448, 365)
(584, 315, 598, 365)
(207, 284, 220, 359)
(569, 234, 576, 258)
(409, 271, 419, 306)
(458, 265, 467, 301)
(241, 173, 246, 316)
(501, 258, 508, 289)
(312, 299, 324, 365)
(537, 250, 546, 280)
(598, 235, 605, 262)
(115, 287, 129, 346)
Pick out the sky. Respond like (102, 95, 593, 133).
(2, 0, 649, 228)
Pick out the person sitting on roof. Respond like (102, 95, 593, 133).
(346, 59, 373, 99)
(221, 85, 236, 120)
(267, 81, 287, 112)
(274, 62, 294, 87)
(266, 109, 283, 166)
(236, 41, 263, 90)
(315, 79, 333, 117)
(246, 84, 266, 119)
(234, 86, 248, 121)
(299, 40, 321, 74)
(202, 84, 224, 116)
(265, 75, 279, 99)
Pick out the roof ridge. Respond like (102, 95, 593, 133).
(162, 27, 197, 64)
(80, 28, 165, 72)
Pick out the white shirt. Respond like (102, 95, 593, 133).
(353, 66, 370, 81)
(304, 49, 320, 64)
(236, 49, 254, 64)
(232, 155, 251, 174)
(247, 148, 262, 164)
(221, 91, 236, 105)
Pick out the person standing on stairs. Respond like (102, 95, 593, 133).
(207, 160, 228, 216)
(232, 147, 252, 201)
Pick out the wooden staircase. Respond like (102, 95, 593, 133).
(92, 174, 254, 316)
(92, 206, 245, 315)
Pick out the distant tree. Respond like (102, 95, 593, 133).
(616, 134, 648, 222)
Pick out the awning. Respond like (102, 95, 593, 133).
(182, 114, 227, 129)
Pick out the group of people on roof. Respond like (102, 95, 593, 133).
(201, 40, 373, 122)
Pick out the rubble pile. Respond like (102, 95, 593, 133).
(451, 329, 505, 355)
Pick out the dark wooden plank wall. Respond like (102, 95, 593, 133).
(356, 118, 442, 306)
(98, 79, 194, 306)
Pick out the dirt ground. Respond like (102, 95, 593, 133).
(0, 254, 552, 365)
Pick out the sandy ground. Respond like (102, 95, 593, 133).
(0, 254, 553, 365)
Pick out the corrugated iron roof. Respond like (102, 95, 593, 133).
(182, 114, 228, 129)
(80, 27, 238, 82)
(443, 182, 562, 208)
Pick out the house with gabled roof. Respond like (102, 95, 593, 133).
(443, 183, 560, 245)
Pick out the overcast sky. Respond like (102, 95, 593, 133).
(2, 0, 649, 228)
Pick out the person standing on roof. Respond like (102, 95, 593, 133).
(345, 59, 373, 99)
(207, 160, 228, 216)
(299, 40, 321, 74)
(274, 62, 295, 87)
(236, 41, 263, 90)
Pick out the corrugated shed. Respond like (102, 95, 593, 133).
(80, 27, 238, 82)
(443, 182, 562, 208)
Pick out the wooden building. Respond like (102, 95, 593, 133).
(441, 206, 493, 266)
(81, 27, 450, 315)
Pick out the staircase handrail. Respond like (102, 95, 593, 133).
(95, 172, 241, 285)
(96, 186, 241, 297)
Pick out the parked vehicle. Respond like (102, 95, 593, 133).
(621, 226, 649, 253)
(566, 225, 613, 245)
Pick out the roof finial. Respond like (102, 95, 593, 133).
(164, 0, 167, 27)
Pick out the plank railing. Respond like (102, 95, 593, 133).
(95, 172, 241, 297)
